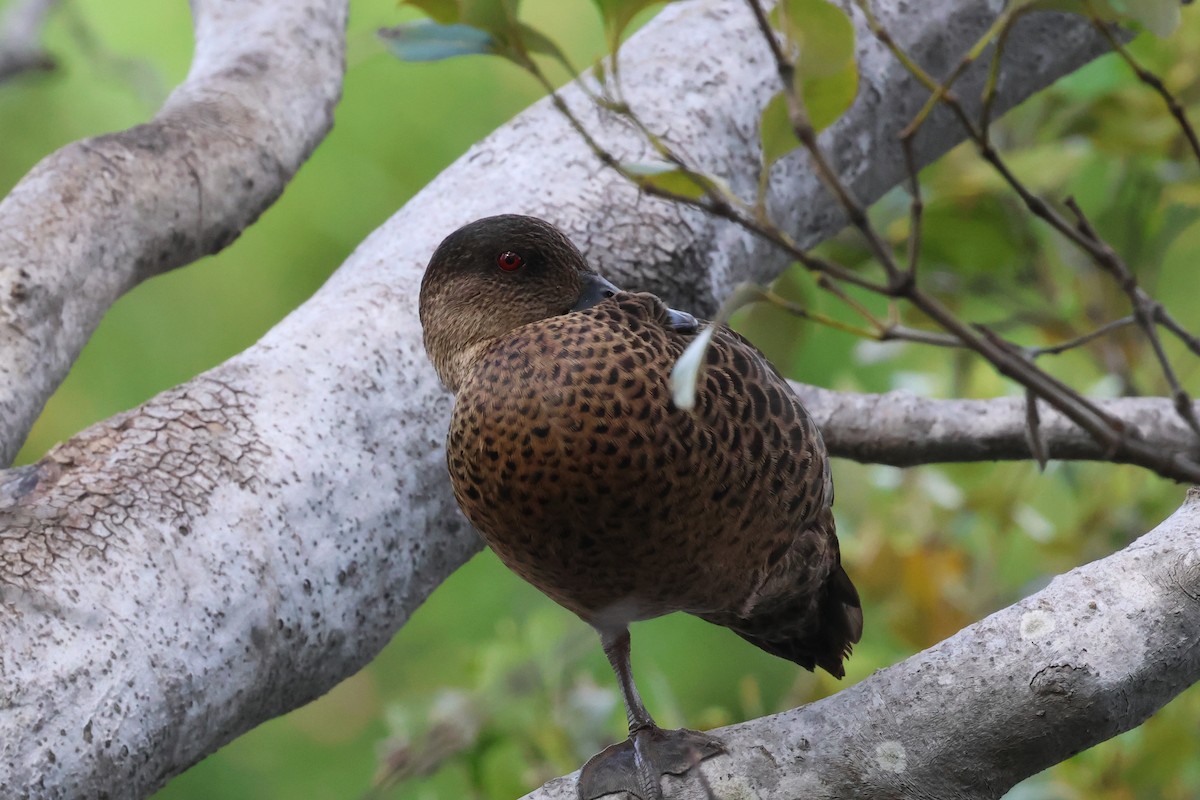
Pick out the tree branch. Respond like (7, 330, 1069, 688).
(0, 0, 348, 465)
(0, 1, 1123, 797)
(522, 489, 1200, 799)
(793, 383, 1200, 468)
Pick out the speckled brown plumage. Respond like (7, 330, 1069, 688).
(420, 215, 861, 800)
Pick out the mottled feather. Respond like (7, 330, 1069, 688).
(446, 289, 861, 674)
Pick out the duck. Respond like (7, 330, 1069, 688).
(419, 214, 862, 800)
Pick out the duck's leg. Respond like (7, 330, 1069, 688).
(577, 628, 725, 800)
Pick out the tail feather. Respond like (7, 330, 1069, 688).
(814, 565, 863, 677)
(723, 565, 863, 679)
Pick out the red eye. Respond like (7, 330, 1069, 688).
(497, 251, 524, 271)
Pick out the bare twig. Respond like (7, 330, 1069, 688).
(979, 11, 1019, 139)
(856, 1, 1113, 256)
(840, 0, 1200, 479)
(1063, 197, 1200, 436)
(901, 137, 923, 280)
(1028, 316, 1136, 358)
(737, 282, 964, 347)
(749, 0, 1183, 471)
(520, 51, 895, 297)
(1025, 388, 1049, 469)
(1088, 6, 1200, 166)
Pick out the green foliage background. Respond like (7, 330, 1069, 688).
(2, 1, 1199, 797)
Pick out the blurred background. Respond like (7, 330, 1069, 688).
(2, 0, 1199, 797)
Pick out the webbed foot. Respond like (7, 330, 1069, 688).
(578, 726, 724, 800)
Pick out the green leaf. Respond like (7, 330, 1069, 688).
(590, 0, 664, 50)
(378, 21, 496, 62)
(458, 0, 521, 36)
(800, 60, 858, 132)
(769, 0, 858, 131)
(511, 22, 570, 63)
(773, 0, 856, 77)
(622, 162, 711, 199)
(760, 92, 800, 169)
(399, 0, 460, 24)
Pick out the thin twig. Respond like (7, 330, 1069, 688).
(1064, 197, 1200, 436)
(847, 0, 1200, 476)
(754, 0, 1147, 457)
(857, 0, 1109, 257)
(1087, 4, 1200, 167)
(534, 54, 895, 294)
(1029, 316, 1136, 358)
(813, 275, 961, 348)
(901, 136, 923, 281)
(744, 0, 789, 80)
(898, 6, 1017, 143)
(1025, 388, 1049, 470)
(979, 10, 1021, 140)
(753, 283, 963, 347)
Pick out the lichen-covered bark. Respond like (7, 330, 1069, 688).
(0, 1, 1167, 798)
(1, 378, 267, 586)
(521, 489, 1200, 800)
(0, 0, 348, 465)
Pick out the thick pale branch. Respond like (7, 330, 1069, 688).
(0, 1, 1121, 797)
(0, 0, 347, 465)
(523, 489, 1200, 799)
(793, 384, 1200, 468)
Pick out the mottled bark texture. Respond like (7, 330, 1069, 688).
(0, 1, 1185, 799)
(0, 0, 348, 466)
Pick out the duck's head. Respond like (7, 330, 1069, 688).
(419, 214, 618, 391)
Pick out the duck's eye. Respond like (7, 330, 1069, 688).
(497, 251, 524, 272)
